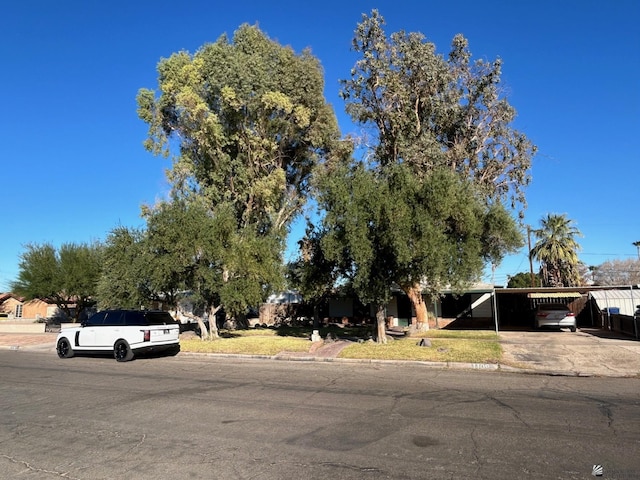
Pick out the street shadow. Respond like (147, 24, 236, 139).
(579, 328, 639, 342)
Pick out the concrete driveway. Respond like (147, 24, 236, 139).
(499, 328, 640, 377)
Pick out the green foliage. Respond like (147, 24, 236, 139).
(136, 23, 340, 320)
(286, 221, 340, 305)
(317, 159, 520, 303)
(341, 10, 535, 213)
(99, 200, 285, 319)
(530, 213, 582, 287)
(12, 243, 58, 300)
(97, 227, 146, 309)
(137, 23, 340, 233)
(98, 202, 217, 310)
(12, 242, 102, 321)
(310, 10, 528, 315)
(506, 272, 540, 288)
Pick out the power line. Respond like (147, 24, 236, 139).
(581, 252, 638, 257)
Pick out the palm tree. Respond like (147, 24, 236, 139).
(530, 214, 582, 287)
(633, 241, 640, 261)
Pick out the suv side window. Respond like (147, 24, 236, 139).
(104, 311, 125, 326)
(124, 311, 146, 326)
(86, 312, 107, 326)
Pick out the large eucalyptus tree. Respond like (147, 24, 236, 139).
(317, 11, 532, 334)
(136, 24, 341, 329)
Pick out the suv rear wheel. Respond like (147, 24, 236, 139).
(114, 339, 134, 362)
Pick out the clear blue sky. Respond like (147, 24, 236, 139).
(2, 0, 639, 291)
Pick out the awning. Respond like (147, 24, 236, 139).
(527, 292, 581, 298)
(589, 290, 639, 316)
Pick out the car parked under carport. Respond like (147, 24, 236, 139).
(534, 303, 577, 332)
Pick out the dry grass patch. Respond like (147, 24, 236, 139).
(180, 336, 310, 355)
(219, 327, 280, 337)
(180, 328, 501, 362)
(419, 329, 499, 340)
(339, 337, 502, 363)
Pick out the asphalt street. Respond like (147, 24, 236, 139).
(1, 350, 639, 479)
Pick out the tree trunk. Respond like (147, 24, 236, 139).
(374, 303, 387, 344)
(201, 305, 220, 340)
(404, 283, 430, 332)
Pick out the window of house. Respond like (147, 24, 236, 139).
(15, 304, 23, 318)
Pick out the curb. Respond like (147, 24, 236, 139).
(0, 343, 56, 352)
(177, 351, 596, 377)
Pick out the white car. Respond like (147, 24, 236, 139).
(56, 310, 180, 362)
(534, 303, 577, 332)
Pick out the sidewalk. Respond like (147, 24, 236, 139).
(1, 330, 639, 378)
(0, 332, 58, 351)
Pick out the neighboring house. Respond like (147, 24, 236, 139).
(0, 293, 71, 321)
(266, 290, 303, 304)
(0, 293, 25, 319)
(22, 298, 65, 320)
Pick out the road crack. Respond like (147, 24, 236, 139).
(1, 454, 82, 479)
(489, 396, 531, 428)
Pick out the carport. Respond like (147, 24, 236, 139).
(436, 286, 587, 332)
(494, 286, 640, 332)
(494, 287, 587, 330)
(436, 284, 499, 332)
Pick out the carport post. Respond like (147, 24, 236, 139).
(631, 286, 638, 340)
(492, 288, 499, 335)
(604, 289, 610, 330)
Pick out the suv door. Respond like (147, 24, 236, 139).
(94, 311, 125, 347)
(78, 311, 107, 347)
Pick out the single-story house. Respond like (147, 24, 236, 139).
(0, 293, 24, 319)
(0, 293, 70, 321)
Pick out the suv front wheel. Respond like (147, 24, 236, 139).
(56, 338, 74, 358)
(114, 339, 134, 362)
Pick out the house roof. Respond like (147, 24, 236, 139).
(0, 293, 25, 303)
(438, 282, 497, 294)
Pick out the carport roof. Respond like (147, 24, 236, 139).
(589, 289, 640, 316)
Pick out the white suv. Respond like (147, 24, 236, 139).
(56, 310, 180, 362)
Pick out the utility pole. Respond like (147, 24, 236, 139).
(528, 225, 535, 287)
